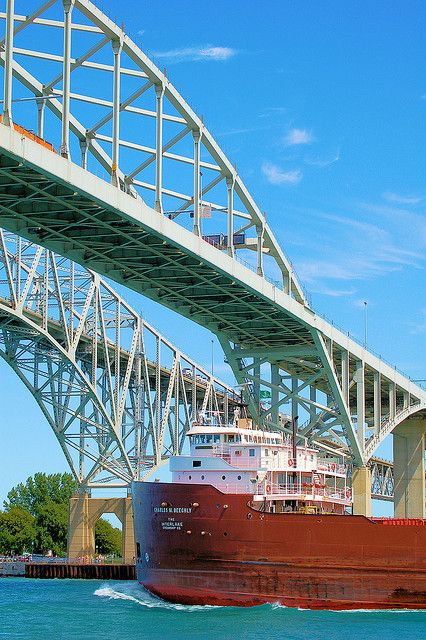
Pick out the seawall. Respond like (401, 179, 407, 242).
(25, 563, 136, 580)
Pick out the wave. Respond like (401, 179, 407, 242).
(95, 584, 425, 615)
(270, 602, 425, 614)
(94, 583, 221, 612)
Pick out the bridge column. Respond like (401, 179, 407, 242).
(3, 0, 14, 127)
(256, 225, 264, 276)
(68, 492, 93, 560)
(68, 496, 136, 563)
(111, 38, 122, 187)
(393, 416, 426, 518)
(36, 97, 45, 139)
(121, 497, 136, 564)
(352, 466, 371, 517)
(192, 129, 201, 235)
(155, 83, 164, 213)
(61, 0, 75, 158)
(226, 175, 235, 257)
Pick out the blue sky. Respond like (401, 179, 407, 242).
(1, 1, 425, 516)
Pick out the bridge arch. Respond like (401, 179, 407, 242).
(365, 403, 426, 460)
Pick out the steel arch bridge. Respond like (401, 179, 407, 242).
(0, 228, 239, 488)
(0, 0, 425, 470)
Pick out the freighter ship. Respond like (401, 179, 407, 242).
(132, 411, 426, 609)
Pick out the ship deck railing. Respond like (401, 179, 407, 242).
(214, 482, 351, 503)
(211, 446, 346, 476)
(253, 483, 351, 503)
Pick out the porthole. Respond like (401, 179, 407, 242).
(237, 475, 241, 480)
(222, 475, 226, 480)
(201, 475, 205, 480)
(188, 475, 192, 480)
(223, 532, 228, 537)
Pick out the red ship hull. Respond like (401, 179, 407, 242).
(132, 482, 426, 609)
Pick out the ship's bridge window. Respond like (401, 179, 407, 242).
(205, 435, 213, 444)
(249, 448, 255, 457)
(199, 435, 206, 444)
(265, 449, 269, 456)
(213, 434, 221, 443)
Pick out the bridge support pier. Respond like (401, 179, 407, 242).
(393, 417, 426, 519)
(352, 466, 372, 517)
(68, 495, 135, 563)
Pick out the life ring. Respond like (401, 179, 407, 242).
(266, 483, 272, 494)
(288, 458, 294, 467)
(331, 463, 336, 472)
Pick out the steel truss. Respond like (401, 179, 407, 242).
(0, 0, 305, 302)
(370, 458, 395, 502)
(0, 1, 425, 469)
(0, 229, 238, 488)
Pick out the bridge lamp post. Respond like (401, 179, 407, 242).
(363, 301, 368, 348)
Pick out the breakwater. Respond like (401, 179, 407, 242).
(25, 562, 135, 580)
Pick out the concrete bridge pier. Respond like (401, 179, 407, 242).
(68, 494, 135, 563)
(352, 466, 372, 517)
(393, 416, 426, 519)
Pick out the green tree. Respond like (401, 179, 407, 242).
(35, 501, 69, 556)
(0, 507, 36, 555)
(4, 472, 77, 516)
(95, 518, 122, 556)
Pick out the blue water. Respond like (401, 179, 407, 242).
(0, 579, 425, 640)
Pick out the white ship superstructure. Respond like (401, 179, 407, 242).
(170, 413, 352, 514)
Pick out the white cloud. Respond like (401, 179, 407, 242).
(259, 106, 288, 119)
(217, 125, 270, 137)
(305, 150, 340, 167)
(262, 162, 302, 185)
(200, 46, 235, 60)
(136, 29, 145, 36)
(284, 128, 312, 146)
(152, 46, 237, 63)
(382, 191, 422, 205)
(410, 309, 426, 335)
(310, 285, 357, 298)
(292, 206, 425, 295)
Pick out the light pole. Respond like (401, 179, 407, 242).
(363, 301, 368, 348)
(211, 339, 214, 377)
